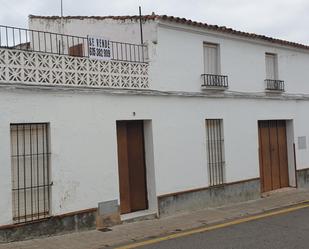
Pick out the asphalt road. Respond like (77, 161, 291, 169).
(137, 206, 309, 249)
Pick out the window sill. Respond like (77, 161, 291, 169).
(201, 85, 228, 91)
(265, 89, 285, 94)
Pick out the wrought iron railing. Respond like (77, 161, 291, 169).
(265, 79, 285, 91)
(201, 74, 228, 88)
(0, 24, 147, 63)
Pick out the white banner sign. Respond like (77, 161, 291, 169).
(88, 36, 111, 61)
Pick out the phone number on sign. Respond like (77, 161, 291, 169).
(89, 47, 111, 58)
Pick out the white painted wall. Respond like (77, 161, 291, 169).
(143, 120, 157, 214)
(0, 17, 305, 226)
(0, 88, 309, 225)
(28, 17, 157, 46)
(152, 23, 309, 93)
(286, 120, 296, 187)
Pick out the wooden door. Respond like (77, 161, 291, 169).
(258, 120, 289, 192)
(116, 120, 148, 214)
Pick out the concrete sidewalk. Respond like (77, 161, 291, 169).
(1, 188, 309, 249)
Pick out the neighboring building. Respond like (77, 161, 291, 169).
(1, 14, 309, 241)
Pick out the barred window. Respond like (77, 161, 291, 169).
(10, 123, 51, 223)
(206, 119, 225, 186)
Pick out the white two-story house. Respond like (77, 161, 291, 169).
(1, 14, 309, 241)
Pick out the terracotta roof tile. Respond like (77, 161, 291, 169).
(29, 14, 309, 50)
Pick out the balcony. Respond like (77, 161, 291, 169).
(201, 74, 228, 90)
(265, 79, 284, 92)
(0, 25, 149, 89)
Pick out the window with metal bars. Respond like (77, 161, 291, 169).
(10, 123, 51, 223)
(205, 119, 225, 186)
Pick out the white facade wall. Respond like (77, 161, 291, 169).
(29, 17, 309, 94)
(28, 17, 157, 46)
(152, 23, 309, 93)
(0, 89, 309, 225)
(1, 17, 309, 225)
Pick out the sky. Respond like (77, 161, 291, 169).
(0, 0, 309, 45)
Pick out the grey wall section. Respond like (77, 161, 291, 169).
(0, 209, 96, 243)
(158, 179, 261, 217)
(297, 168, 309, 188)
(158, 169, 309, 217)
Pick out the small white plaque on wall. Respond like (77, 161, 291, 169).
(298, 136, 307, 150)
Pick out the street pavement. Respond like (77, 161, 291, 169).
(137, 206, 309, 249)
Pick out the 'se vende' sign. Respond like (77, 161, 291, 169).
(88, 36, 111, 61)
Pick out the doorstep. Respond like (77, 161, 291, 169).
(121, 209, 158, 223)
(261, 187, 296, 198)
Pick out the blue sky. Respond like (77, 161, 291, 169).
(1, 0, 308, 45)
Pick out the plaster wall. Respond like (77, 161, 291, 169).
(29, 17, 309, 94)
(152, 24, 309, 93)
(3, 17, 309, 227)
(28, 17, 157, 47)
(0, 89, 308, 225)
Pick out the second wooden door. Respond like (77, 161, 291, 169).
(258, 120, 289, 192)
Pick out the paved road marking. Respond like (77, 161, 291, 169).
(115, 202, 309, 249)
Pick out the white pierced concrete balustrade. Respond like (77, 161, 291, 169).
(0, 48, 149, 89)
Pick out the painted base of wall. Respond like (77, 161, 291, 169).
(96, 200, 121, 229)
(2, 169, 309, 243)
(96, 212, 121, 230)
(0, 209, 97, 243)
(158, 178, 261, 217)
(297, 168, 309, 188)
(158, 168, 309, 217)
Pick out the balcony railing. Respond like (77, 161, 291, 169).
(0, 25, 147, 63)
(265, 79, 285, 92)
(201, 74, 228, 89)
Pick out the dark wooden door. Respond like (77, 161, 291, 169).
(258, 120, 289, 192)
(116, 120, 148, 214)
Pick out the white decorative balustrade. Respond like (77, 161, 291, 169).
(0, 48, 149, 89)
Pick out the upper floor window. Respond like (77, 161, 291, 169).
(265, 53, 284, 91)
(202, 43, 228, 89)
(265, 53, 278, 80)
(203, 43, 220, 75)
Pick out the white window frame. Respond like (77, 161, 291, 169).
(203, 42, 220, 75)
(265, 53, 278, 80)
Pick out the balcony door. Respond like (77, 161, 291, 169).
(203, 43, 219, 75)
(265, 53, 278, 80)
